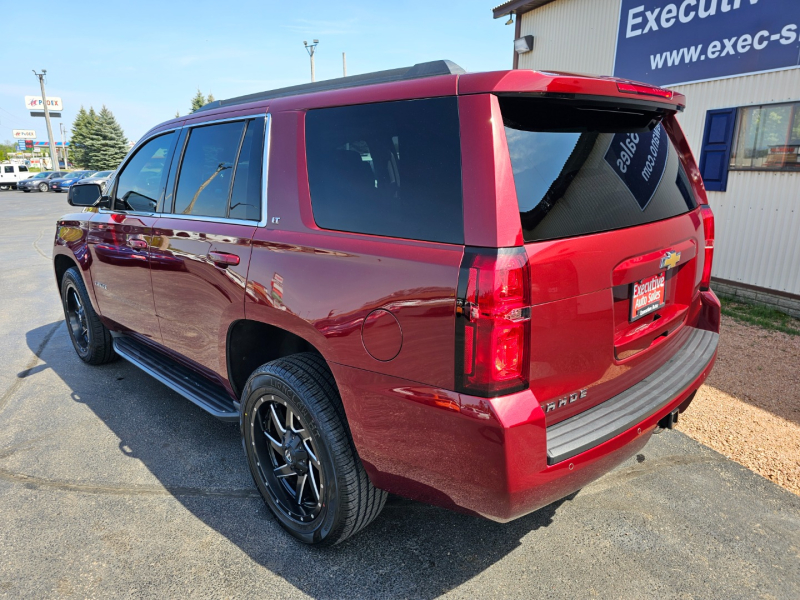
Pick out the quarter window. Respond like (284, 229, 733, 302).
(174, 121, 244, 218)
(229, 118, 264, 221)
(731, 101, 800, 170)
(114, 132, 176, 212)
(305, 97, 463, 244)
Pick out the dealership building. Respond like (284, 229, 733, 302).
(493, 0, 800, 315)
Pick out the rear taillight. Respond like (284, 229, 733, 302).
(456, 248, 531, 397)
(617, 81, 674, 100)
(699, 205, 715, 291)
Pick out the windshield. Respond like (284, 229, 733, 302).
(93, 171, 113, 178)
(32, 172, 48, 179)
(500, 96, 697, 243)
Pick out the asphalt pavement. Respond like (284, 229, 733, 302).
(1, 188, 798, 599)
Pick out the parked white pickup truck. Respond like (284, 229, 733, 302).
(0, 163, 33, 190)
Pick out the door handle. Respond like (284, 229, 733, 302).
(208, 251, 240, 267)
(128, 239, 147, 249)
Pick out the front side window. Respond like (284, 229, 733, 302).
(19, 166, 28, 172)
(174, 121, 245, 218)
(114, 132, 176, 212)
(731, 101, 800, 170)
(305, 97, 463, 244)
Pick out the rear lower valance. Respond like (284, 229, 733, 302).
(546, 327, 718, 464)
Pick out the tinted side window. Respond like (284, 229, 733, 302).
(229, 118, 264, 221)
(174, 121, 244, 218)
(114, 132, 176, 212)
(305, 97, 463, 244)
(4, 166, 13, 173)
(19, 166, 28, 172)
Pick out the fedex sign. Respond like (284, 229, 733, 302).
(613, 0, 800, 85)
(24, 96, 63, 111)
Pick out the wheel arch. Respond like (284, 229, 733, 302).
(226, 319, 327, 399)
(54, 253, 78, 289)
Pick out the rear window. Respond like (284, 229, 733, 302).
(305, 97, 463, 244)
(501, 97, 697, 243)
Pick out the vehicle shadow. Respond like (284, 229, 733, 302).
(22, 322, 574, 598)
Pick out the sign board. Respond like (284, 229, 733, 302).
(613, 0, 800, 86)
(12, 129, 36, 139)
(30, 111, 61, 118)
(16, 141, 26, 151)
(25, 96, 63, 111)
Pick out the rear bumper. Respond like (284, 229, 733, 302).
(332, 322, 718, 522)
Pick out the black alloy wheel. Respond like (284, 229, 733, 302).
(38, 182, 49, 192)
(65, 286, 90, 354)
(250, 395, 324, 523)
(60, 267, 116, 365)
(241, 353, 386, 545)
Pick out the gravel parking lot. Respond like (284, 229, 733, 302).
(678, 317, 800, 494)
(1, 189, 799, 598)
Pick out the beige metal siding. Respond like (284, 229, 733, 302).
(673, 69, 800, 154)
(703, 171, 800, 296)
(672, 69, 800, 295)
(517, 0, 620, 75)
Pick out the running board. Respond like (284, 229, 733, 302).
(113, 336, 239, 422)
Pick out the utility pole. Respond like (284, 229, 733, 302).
(32, 70, 59, 171)
(59, 122, 69, 168)
(304, 39, 319, 82)
(343, 52, 347, 77)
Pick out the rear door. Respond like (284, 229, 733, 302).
(87, 130, 178, 341)
(497, 95, 704, 424)
(150, 116, 265, 379)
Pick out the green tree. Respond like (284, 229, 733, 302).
(71, 106, 98, 168)
(0, 140, 15, 162)
(206, 92, 215, 104)
(85, 106, 129, 170)
(190, 89, 207, 113)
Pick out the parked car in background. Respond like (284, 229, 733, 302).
(18, 171, 68, 192)
(0, 163, 33, 190)
(50, 171, 97, 193)
(72, 170, 115, 193)
(54, 61, 720, 546)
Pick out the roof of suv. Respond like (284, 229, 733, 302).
(146, 60, 686, 139)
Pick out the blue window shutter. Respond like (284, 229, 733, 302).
(698, 108, 736, 192)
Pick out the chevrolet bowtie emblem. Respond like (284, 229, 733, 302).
(660, 251, 681, 270)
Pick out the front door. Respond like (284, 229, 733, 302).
(150, 116, 264, 378)
(87, 130, 179, 341)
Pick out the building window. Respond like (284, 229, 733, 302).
(731, 101, 800, 171)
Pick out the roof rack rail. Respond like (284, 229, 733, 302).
(196, 60, 465, 112)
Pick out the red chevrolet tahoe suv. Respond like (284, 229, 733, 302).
(54, 61, 720, 546)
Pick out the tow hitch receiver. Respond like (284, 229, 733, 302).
(656, 408, 680, 432)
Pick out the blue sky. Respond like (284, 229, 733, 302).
(0, 0, 513, 144)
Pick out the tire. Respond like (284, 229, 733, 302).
(38, 182, 49, 192)
(0, 185, 9, 191)
(60, 267, 116, 365)
(241, 353, 386, 546)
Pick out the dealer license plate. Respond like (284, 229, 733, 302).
(630, 272, 666, 321)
